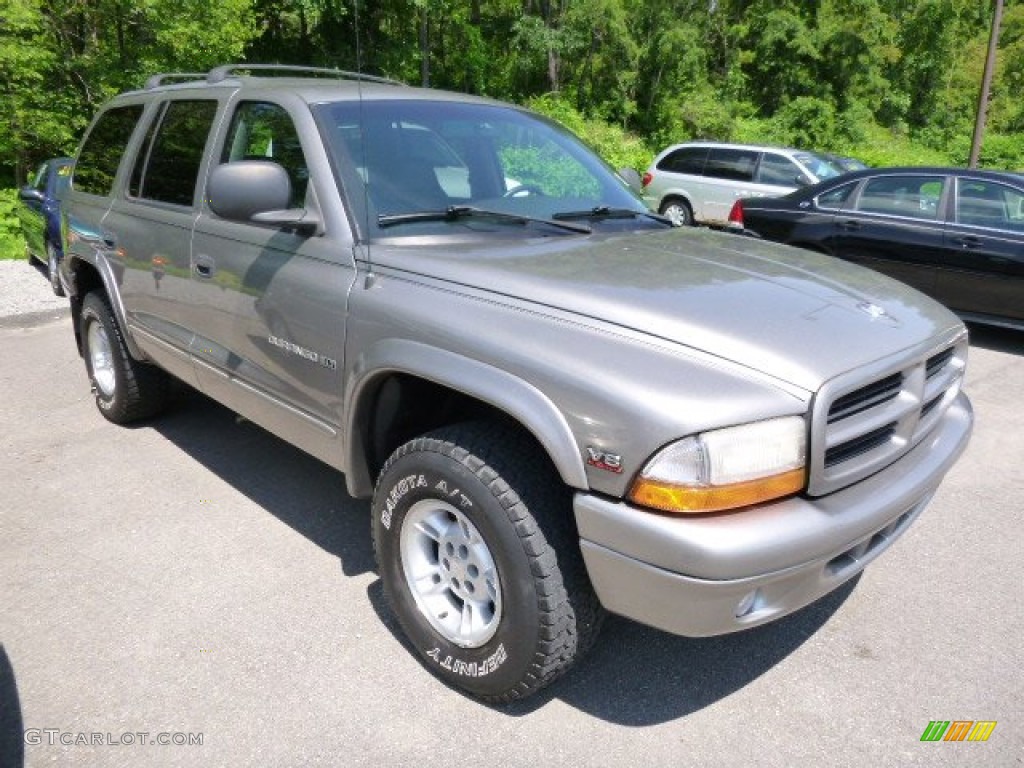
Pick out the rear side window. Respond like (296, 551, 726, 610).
(957, 179, 1024, 231)
(704, 148, 757, 182)
(74, 105, 144, 196)
(658, 147, 707, 175)
(130, 100, 218, 207)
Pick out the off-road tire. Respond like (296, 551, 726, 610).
(80, 292, 169, 424)
(372, 422, 603, 703)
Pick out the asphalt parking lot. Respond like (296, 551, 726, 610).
(0, 281, 1021, 767)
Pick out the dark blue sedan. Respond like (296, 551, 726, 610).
(18, 157, 73, 296)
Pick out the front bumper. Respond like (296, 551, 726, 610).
(574, 391, 972, 637)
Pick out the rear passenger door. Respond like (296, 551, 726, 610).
(65, 103, 148, 324)
(190, 99, 354, 465)
(104, 98, 220, 386)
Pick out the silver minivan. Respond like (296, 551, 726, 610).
(642, 141, 845, 226)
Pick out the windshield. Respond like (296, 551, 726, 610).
(795, 152, 845, 182)
(314, 99, 654, 238)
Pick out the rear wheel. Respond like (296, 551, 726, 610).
(372, 422, 603, 703)
(80, 292, 168, 423)
(659, 197, 693, 227)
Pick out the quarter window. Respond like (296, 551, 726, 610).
(817, 182, 857, 209)
(74, 105, 145, 196)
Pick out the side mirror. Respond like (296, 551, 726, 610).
(19, 186, 44, 202)
(207, 161, 292, 220)
(207, 161, 320, 234)
(794, 175, 812, 188)
(618, 167, 643, 195)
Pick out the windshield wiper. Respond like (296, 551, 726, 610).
(553, 205, 672, 226)
(378, 205, 592, 234)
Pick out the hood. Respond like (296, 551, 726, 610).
(371, 227, 963, 392)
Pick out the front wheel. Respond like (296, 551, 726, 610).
(80, 292, 168, 423)
(46, 242, 65, 297)
(372, 423, 603, 703)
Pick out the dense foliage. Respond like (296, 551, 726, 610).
(2, 0, 1022, 187)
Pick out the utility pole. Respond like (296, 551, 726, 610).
(969, 0, 1004, 168)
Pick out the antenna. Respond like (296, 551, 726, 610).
(354, 0, 373, 268)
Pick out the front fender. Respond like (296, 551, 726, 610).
(343, 338, 588, 498)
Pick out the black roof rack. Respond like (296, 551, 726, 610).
(144, 73, 206, 89)
(205, 64, 402, 86)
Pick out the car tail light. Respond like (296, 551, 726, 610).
(727, 199, 744, 229)
(641, 171, 653, 188)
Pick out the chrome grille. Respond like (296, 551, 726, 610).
(827, 373, 902, 424)
(807, 333, 968, 496)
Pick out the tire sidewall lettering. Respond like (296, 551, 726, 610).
(425, 643, 508, 678)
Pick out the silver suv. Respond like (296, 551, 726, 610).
(61, 66, 971, 703)
(642, 141, 845, 226)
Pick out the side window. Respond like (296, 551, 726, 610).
(74, 105, 145, 196)
(54, 164, 72, 195)
(957, 179, 1024, 231)
(132, 100, 218, 207)
(704, 148, 757, 182)
(757, 154, 802, 186)
(658, 147, 708, 175)
(817, 182, 857, 210)
(30, 163, 48, 191)
(222, 101, 309, 207)
(856, 175, 944, 220)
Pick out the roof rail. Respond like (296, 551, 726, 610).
(144, 73, 206, 90)
(205, 64, 402, 86)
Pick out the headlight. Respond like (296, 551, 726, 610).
(628, 416, 807, 514)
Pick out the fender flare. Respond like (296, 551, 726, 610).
(67, 249, 146, 361)
(343, 338, 588, 498)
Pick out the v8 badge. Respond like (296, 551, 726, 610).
(586, 447, 623, 474)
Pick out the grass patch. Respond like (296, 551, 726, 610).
(1, 188, 27, 259)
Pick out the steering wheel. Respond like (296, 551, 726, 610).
(503, 183, 546, 198)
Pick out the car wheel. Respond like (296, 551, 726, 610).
(659, 198, 694, 227)
(372, 422, 603, 703)
(80, 292, 169, 424)
(46, 242, 65, 297)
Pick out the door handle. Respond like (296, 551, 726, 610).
(194, 254, 216, 278)
(950, 235, 981, 249)
(839, 219, 861, 231)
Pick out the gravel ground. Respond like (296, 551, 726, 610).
(0, 258, 72, 327)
